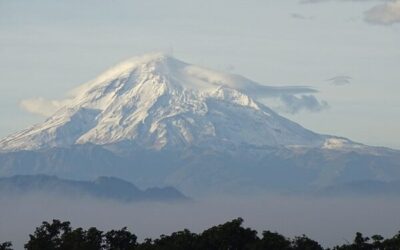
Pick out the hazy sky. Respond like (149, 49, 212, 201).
(0, 0, 399, 148)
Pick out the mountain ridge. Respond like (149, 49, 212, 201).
(0, 174, 188, 202)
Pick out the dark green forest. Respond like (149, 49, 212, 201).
(1, 218, 399, 250)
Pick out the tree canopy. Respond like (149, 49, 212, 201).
(1, 218, 399, 250)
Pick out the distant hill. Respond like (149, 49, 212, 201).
(0, 175, 188, 202)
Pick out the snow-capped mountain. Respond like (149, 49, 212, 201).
(0, 53, 399, 195)
(0, 53, 340, 152)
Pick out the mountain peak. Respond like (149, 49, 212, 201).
(82, 52, 254, 96)
(112, 52, 178, 67)
(0, 53, 327, 152)
(107, 52, 183, 75)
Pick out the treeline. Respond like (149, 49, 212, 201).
(1, 218, 399, 250)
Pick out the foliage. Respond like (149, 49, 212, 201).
(1, 218, 399, 250)
(0, 242, 12, 250)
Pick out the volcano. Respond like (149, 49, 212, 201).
(0, 53, 399, 195)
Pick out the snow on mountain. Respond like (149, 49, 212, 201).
(1, 53, 400, 195)
(1, 53, 338, 152)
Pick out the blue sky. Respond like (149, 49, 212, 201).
(0, 0, 399, 148)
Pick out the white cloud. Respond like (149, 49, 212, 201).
(299, 0, 400, 25)
(365, 0, 400, 25)
(278, 94, 329, 114)
(20, 98, 72, 116)
(291, 13, 313, 20)
(238, 84, 328, 114)
(327, 75, 352, 85)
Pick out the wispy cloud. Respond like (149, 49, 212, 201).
(291, 13, 314, 20)
(327, 75, 353, 85)
(300, 0, 400, 25)
(364, 0, 400, 25)
(20, 98, 72, 116)
(278, 94, 329, 114)
(240, 84, 328, 114)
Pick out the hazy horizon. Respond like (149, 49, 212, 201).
(2, 193, 400, 250)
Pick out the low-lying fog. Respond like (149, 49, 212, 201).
(1, 194, 399, 249)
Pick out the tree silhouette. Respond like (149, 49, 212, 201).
(60, 227, 103, 250)
(0, 242, 12, 250)
(370, 234, 383, 250)
(352, 232, 372, 250)
(292, 235, 323, 250)
(382, 231, 400, 250)
(198, 217, 258, 250)
(1, 217, 398, 250)
(254, 230, 291, 250)
(25, 220, 71, 250)
(104, 227, 137, 250)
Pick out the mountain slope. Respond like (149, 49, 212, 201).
(0, 53, 336, 152)
(0, 143, 399, 195)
